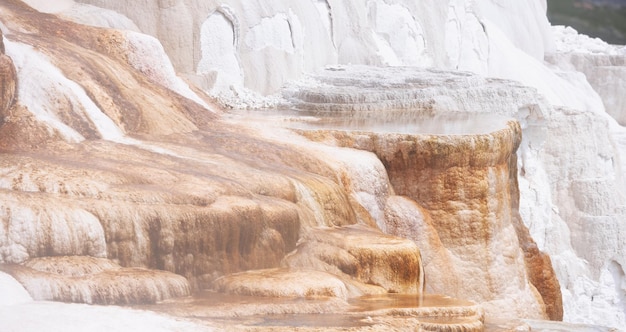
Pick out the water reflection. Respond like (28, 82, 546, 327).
(254, 314, 371, 328)
(135, 291, 480, 329)
(350, 293, 474, 311)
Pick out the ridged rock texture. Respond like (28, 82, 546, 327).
(0, 0, 426, 311)
(213, 268, 351, 299)
(297, 116, 557, 320)
(282, 224, 424, 296)
(289, 66, 564, 319)
(71, 0, 553, 105)
(2, 0, 626, 330)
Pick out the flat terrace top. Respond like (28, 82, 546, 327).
(226, 109, 514, 136)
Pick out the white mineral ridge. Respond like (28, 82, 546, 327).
(55, 2, 211, 110)
(482, 20, 604, 112)
(472, 0, 554, 58)
(527, 106, 626, 328)
(4, 39, 122, 142)
(546, 26, 626, 126)
(368, 1, 430, 66)
(122, 31, 211, 110)
(59, 3, 141, 32)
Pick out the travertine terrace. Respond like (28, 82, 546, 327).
(1, 0, 626, 331)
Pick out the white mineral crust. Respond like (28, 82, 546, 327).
(5, 0, 626, 329)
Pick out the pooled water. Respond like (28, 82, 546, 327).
(135, 290, 482, 330)
(349, 293, 475, 311)
(226, 109, 513, 135)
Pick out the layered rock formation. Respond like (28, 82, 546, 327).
(1, 0, 626, 330)
(283, 225, 424, 296)
(287, 68, 561, 320)
(0, 0, 430, 320)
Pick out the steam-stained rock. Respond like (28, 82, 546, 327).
(213, 224, 424, 300)
(383, 196, 459, 297)
(0, 28, 4, 54)
(0, 138, 317, 288)
(0, 0, 211, 145)
(0, 55, 16, 113)
(294, 100, 556, 319)
(0, 256, 190, 304)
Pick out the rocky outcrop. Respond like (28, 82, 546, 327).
(0, 138, 311, 288)
(213, 224, 424, 300)
(0, 1, 211, 146)
(287, 65, 562, 319)
(297, 119, 552, 319)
